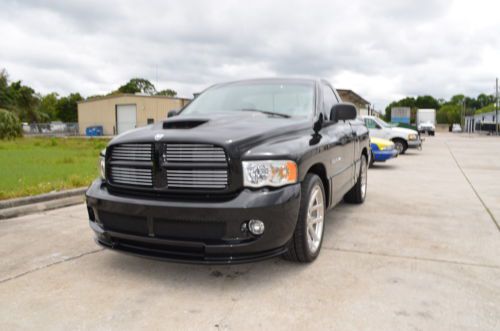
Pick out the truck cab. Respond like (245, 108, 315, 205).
(86, 78, 370, 264)
(417, 109, 436, 136)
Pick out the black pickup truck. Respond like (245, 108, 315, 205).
(86, 78, 370, 264)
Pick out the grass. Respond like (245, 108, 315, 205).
(0, 137, 109, 200)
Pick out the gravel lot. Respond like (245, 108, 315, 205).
(1, 133, 499, 330)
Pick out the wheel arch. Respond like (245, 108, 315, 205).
(391, 136, 408, 144)
(305, 163, 330, 208)
(361, 147, 369, 159)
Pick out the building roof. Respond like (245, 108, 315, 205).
(336, 89, 370, 107)
(78, 93, 191, 104)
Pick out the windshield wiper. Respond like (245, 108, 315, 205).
(237, 108, 291, 118)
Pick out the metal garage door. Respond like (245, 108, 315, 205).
(116, 104, 136, 134)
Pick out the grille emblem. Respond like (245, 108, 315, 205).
(154, 133, 164, 141)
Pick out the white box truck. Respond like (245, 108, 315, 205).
(417, 109, 436, 136)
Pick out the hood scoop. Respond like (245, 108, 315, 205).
(162, 119, 208, 130)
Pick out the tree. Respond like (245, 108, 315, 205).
(476, 93, 495, 108)
(38, 92, 59, 120)
(9, 81, 41, 122)
(437, 104, 461, 124)
(449, 94, 465, 105)
(156, 89, 177, 97)
(397, 97, 417, 108)
(0, 109, 22, 139)
(117, 78, 156, 95)
(0, 69, 14, 110)
(56, 93, 83, 122)
(415, 95, 440, 109)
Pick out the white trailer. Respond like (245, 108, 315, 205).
(417, 109, 436, 135)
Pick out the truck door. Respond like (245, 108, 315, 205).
(321, 83, 353, 203)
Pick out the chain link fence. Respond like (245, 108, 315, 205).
(22, 122, 79, 136)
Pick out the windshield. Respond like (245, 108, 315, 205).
(374, 117, 392, 128)
(180, 81, 315, 118)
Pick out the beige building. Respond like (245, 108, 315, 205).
(337, 89, 373, 116)
(77, 94, 191, 135)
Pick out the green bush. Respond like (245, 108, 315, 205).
(0, 109, 22, 140)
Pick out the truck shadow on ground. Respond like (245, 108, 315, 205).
(101, 248, 310, 288)
(369, 164, 398, 170)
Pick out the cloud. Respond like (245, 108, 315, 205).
(1, 0, 499, 110)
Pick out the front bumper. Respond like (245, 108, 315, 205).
(408, 138, 422, 149)
(85, 180, 301, 264)
(373, 149, 398, 162)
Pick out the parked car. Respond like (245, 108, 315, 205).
(86, 78, 370, 264)
(452, 123, 462, 133)
(369, 137, 398, 167)
(360, 116, 422, 154)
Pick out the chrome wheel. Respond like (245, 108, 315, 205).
(306, 185, 324, 254)
(361, 156, 367, 199)
(394, 141, 404, 154)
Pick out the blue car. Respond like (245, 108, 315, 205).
(370, 137, 398, 167)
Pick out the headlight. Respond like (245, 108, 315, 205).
(242, 160, 298, 188)
(99, 148, 106, 180)
(408, 134, 418, 140)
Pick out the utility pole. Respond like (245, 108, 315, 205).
(496, 78, 499, 136)
(156, 65, 159, 89)
(462, 98, 465, 131)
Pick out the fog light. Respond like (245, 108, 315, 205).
(248, 219, 265, 235)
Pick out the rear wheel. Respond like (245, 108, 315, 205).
(283, 174, 325, 263)
(344, 154, 368, 204)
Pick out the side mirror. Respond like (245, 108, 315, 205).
(330, 103, 357, 122)
(167, 110, 178, 118)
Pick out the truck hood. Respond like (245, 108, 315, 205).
(108, 112, 312, 152)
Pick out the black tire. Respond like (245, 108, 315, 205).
(344, 154, 368, 204)
(369, 151, 375, 168)
(283, 174, 326, 263)
(392, 138, 408, 154)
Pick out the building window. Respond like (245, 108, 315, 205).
(147, 118, 154, 124)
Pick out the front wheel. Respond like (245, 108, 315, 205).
(369, 151, 375, 168)
(393, 139, 408, 155)
(283, 174, 326, 263)
(344, 154, 368, 204)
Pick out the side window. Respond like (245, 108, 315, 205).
(322, 84, 337, 121)
(364, 118, 381, 129)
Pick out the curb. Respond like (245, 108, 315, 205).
(0, 187, 87, 210)
(0, 188, 87, 220)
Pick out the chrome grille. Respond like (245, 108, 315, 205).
(110, 167, 153, 186)
(111, 144, 152, 161)
(166, 169, 228, 189)
(162, 143, 229, 189)
(164, 144, 226, 163)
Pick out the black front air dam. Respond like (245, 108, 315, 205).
(86, 180, 301, 264)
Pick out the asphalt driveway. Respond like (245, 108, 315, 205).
(1, 133, 499, 330)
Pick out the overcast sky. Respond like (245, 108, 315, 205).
(1, 0, 499, 109)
